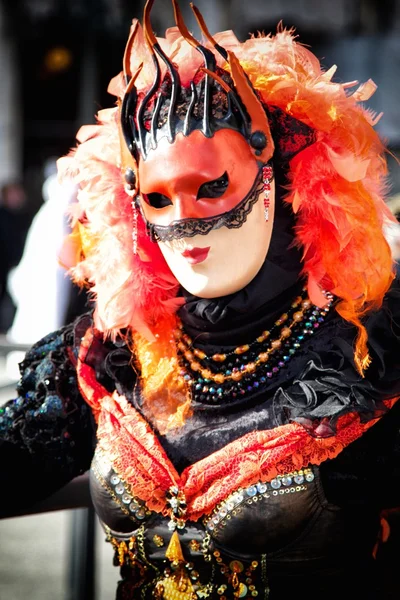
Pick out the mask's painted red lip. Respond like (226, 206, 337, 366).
(181, 246, 210, 264)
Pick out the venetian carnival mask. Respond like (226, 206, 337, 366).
(119, 0, 313, 298)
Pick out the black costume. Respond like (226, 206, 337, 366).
(1, 2, 400, 599)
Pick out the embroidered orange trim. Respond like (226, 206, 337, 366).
(77, 327, 398, 522)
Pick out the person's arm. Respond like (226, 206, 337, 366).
(0, 323, 96, 516)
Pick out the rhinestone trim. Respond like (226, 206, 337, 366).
(203, 468, 315, 533)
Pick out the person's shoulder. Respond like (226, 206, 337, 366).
(18, 311, 93, 377)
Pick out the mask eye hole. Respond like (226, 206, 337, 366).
(143, 192, 173, 209)
(197, 172, 229, 200)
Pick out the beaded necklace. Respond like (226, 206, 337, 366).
(175, 289, 334, 404)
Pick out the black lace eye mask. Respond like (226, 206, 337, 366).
(139, 165, 270, 243)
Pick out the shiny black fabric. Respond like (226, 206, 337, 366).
(89, 455, 385, 600)
(0, 325, 95, 514)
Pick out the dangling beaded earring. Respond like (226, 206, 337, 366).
(132, 199, 138, 255)
(124, 167, 139, 255)
(262, 164, 273, 221)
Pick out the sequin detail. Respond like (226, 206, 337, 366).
(0, 325, 93, 482)
(204, 468, 315, 533)
(92, 449, 152, 523)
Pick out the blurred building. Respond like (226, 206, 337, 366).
(0, 0, 399, 213)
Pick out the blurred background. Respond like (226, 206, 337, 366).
(0, 0, 399, 599)
(0, 0, 400, 334)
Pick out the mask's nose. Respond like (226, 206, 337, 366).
(172, 192, 204, 221)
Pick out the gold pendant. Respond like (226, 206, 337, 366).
(154, 530, 196, 599)
(165, 531, 185, 563)
(156, 575, 195, 600)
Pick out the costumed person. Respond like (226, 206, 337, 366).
(1, 2, 400, 598)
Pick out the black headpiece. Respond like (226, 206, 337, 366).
(119, 0, 315, 193)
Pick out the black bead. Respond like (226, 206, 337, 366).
(124, 167, 136, 189)
(250, 131, 267, 150)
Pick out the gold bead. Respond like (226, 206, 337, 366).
(231, 371, 242, 381)
(201, 369, 213, 379)
(256, 333, 268, 343)
(184, 350, 194, 361)
(189, 539, 200, 551)
(212, 353, 227, 362)
(191, 361, 201, 371)
(275, 313, 288, 325)
(302, 299, 311, 309)
(258, 352, 269, 362)
(246, 362, 256, 373)
(235, 345, 250, 355)
(292, 296, 302, 307)
(153, 534, 165, 547)
(214, 373, 225, 384)
(293, 311, 304, 321)
(271, 339, 281, 349)
(251, 561, 258, 568)
(193, 348, 206, 359)
(281, 327, 291, 338)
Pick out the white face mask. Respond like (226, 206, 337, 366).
(157, 181, 275, 298)
(138, 129, 275, 298)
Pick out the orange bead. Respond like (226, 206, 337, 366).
(212, 353, 227, 362)
(246, 362, 256, 373)
(275, 313, 288, 325)
(214, 373, 225, 384)
(201, 369, 213, 379)
(257, 331, 270, 343)
(194, 348, 206, 359)
(302, 299, 311, 309)
(191, 361, 201, 372)
(235, 345, 250, 355)
(293, 311, 304, 322)
(231, 371, 243, 381)
(271, 339, 281, 349)
(184, 350, 194, 361)
(292, 296, 302, 307)
(258, 352, 269, 362)
(281, 327, 291, 338)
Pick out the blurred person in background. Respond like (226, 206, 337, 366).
(5, 158, 87, 378)
(0, 181, 30, 332)
(0, 2, 400, 599)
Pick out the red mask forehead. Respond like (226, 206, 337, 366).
(138, 129, 259, 224)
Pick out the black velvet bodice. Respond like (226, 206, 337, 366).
(1, 280, 400, 599)
(84, 279, 400, 599)
(89, 448, 383, 599)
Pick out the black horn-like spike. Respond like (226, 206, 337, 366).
(200, 67, 251, 138)
(190, 3, 228, 61)
(150, 92, 163, 148)
(143, 0, 180, 143)
(184, 81, 198, 136)
(172, 0, 216, 136)
(121, 63, 144, 156)
(153, 44, 180, 142)
(136, 53, 161, 157)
